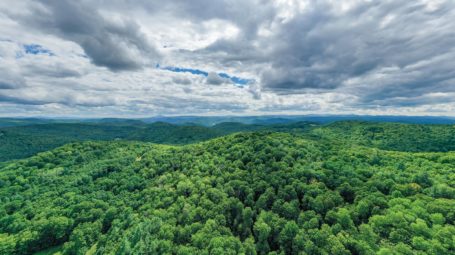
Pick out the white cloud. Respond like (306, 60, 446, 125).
(0, 0, 454, 117)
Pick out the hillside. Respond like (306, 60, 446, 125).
(0, 121, 322, 162)
(0, 132, 454, 254)
(0, 122, 227, 162)
(312, 121, 455, 152)
(2, 120, 455, 163)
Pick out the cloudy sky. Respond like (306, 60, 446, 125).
(1, 0, 455, 117)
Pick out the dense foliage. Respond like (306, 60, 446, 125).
(312, 121, 455, 152)
(3, 120, 455, 163)
(0, 122, 230, 162)
(0, 121, 319, 162)
(1, 130, 454, 254)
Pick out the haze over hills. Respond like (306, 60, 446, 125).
(141, 115, 455, 126)
(2, 115, 455, 128)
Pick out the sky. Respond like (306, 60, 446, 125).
(0, 0, 455, 117)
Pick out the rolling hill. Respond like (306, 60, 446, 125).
(0, 131, 454, 254)
(0, 121, 322, 162)
(311, 121, 455, 152)
(2, 120, 455, 163)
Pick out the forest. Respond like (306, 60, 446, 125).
(0, 121, 320, 162)
(1, 120, 455, 162)
(0, 121, 454, 254)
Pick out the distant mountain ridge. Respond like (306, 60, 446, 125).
(1, 120, 455, 162)
(2, 115, 455, 128)
(141, 115, 455, 126)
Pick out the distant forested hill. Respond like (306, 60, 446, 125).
(312, 121, 455, 152)
(0, 122, 226, 162)
(0, 121, 321, 162)
(0, 132, 454, 254)
(1, 120, 455, 162)
(2, 115, 454, 128)
(141, 115, 455, 125)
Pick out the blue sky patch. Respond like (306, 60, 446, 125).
(162, 66, 209, 76)
(23, 44, 54, 56)
(160, 65, 253, 85)
(218, 72, 253, 85)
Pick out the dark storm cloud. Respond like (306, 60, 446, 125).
(17, 0, 159, 71)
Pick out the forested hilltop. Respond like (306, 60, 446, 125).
(0, 130, 454, 254)
(312, 121, 455, 152)
(0, 121, 319, 162)
(1, 120, 455, 162)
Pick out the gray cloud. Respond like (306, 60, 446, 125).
(22, 63, 82, 78)
(0, 71, 26, 89)
(0, 89, 118, 107)
(1, 0, 455, 116)
(262, 1, 455, 92)
(123, 0, 276, 38)
(246, 81, 261, 100)
(268, 1, 455, 92)
(259, 103, 320, 112)
(198, 1, 455, 107)
(0, 94, 43, 105)
(172, 76, 192, 85)
(18, 0, 159, 71)
(150, 96, 248, 113)
(128, 95, 248, 115)
(365, 93, 455, 108)
(206, 72, 228, 85)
